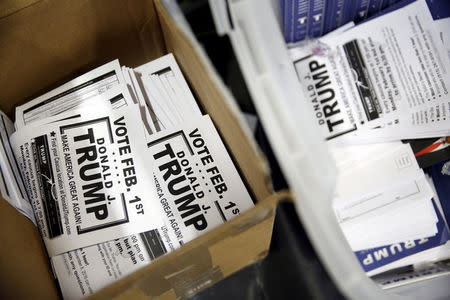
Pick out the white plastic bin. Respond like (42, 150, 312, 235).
(163, 0, 450, 299)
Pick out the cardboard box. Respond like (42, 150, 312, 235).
(0, 0, 289, 299)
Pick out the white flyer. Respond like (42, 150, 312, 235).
(147, 115, 254, 245)
(15, 60, 125, 129)
(290, 0, 450, 143)
(10, 104, 163, 256)
(0, 111, 35, 222)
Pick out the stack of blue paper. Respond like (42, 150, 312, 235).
(281, 0, 404, 43)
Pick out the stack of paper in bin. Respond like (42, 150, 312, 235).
(0, 54, 255, 300)
(287, 0, 450, 276)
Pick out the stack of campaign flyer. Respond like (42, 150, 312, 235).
(288, 0, 450, 278)
(0, 54, 254, 299)
(0, 111, 35, 224)
(290, 0, 450, 144)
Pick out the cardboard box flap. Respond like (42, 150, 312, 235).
(0, 200, 59, 299)
(87, 191, 292, 300)
(0, 0, 166, 118)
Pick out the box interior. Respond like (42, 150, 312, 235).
(0, 0, 278, 299)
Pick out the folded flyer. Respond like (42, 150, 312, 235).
(147, 115, 254, 244)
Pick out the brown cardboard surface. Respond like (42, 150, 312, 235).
(0, 200, 59, 300)
(0, 0, 279, 299)
(0, 0, 41, 19)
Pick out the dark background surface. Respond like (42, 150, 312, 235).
(177, 1, 345, 299)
